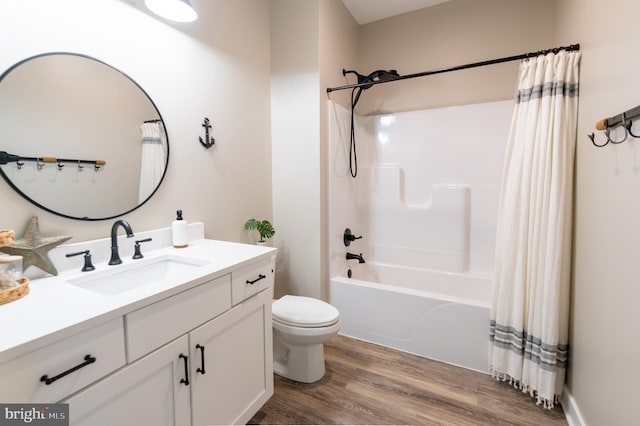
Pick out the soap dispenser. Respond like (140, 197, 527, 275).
(172, 210, 188, 248)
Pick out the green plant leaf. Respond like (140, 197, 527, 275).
(244, 218, 275, 241)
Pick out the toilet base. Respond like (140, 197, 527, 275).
(273, 337, 327, 383)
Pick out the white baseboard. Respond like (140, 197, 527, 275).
(561, 386, 586, 426)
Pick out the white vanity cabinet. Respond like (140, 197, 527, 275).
(62, 255, 275, 426)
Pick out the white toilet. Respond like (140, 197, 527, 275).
(272, 295, 341, 383)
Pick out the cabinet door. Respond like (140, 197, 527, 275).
(64, 335, 191, 426)
(189, 288, 273, 426)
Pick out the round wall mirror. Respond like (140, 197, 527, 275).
(0, 52, 169, 220)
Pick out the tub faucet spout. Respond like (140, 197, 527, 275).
(109, 220, 134, 265)
(346, 252, 365, 264)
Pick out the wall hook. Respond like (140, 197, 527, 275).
(589, 126, 628, 147)
(77, 160, 84, 172)
(57, 161, 65, 171)
(16, 161, 24, 170)
(36, 159, 44, 170)
(588, 132, 609, 147)
(199, 117, 215, 149)
(605, 126, 628, 144)
(625, 119, 640, 138)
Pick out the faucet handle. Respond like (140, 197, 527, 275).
(66, 250, 95, 272)
(343, 228, 363, 247)
(133, 238, 152, 259)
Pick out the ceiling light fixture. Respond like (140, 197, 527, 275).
(145, 0, 198, 23)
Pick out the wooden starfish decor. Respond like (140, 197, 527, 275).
(0, 217, 71, 276)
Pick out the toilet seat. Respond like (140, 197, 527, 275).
(273, 295, 340, 328)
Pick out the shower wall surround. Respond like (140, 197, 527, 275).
(329, 100, 513, 277)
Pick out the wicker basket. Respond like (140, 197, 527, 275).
(0, 229, 15, 247)
(0, 277, 29, 305)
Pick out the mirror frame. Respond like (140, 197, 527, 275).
(0, 52, 170, 221)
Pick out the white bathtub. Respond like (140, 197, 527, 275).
(328, 263, 492, 372)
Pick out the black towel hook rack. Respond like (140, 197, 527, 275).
(0, 151, 106, 169)
(590, 105, 640, 147)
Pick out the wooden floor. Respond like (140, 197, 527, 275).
(249, 335, 568, 425)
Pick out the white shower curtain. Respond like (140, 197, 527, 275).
(138, 122, 167, 203)
(489, 50, 581, 409)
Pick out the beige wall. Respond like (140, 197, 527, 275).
(319, 0, 360, 299)
(553, 0, 640, 424)
(320, 0, 360, 112)
(0, 0, 272, 245)
(270, 0, 358, 300)
(270, 0, 322, 298)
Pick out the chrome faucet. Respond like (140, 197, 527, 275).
(346, 252, 366, 264)
(109, 220, 134, 265)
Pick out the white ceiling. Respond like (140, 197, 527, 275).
(341, 0, 451, 25)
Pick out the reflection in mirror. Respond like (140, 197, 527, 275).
(0, 53, 169, 220)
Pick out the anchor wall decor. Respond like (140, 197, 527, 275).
(199, 117, 215, 149)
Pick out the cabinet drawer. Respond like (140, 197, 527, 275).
(0, 317, 125, 403)
(231, 257, 275, 305)
(126, 275, 231, 362)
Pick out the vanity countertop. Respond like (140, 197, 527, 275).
(0, 238, 276, 364)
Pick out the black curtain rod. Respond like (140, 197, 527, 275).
(326, 43, 580, 94)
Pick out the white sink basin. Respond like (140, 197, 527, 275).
(67, 255, 208, 296)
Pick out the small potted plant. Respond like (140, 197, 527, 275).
(243, 219, 275, 245)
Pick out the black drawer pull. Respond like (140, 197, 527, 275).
(179, 354, 189, 385)
(196, 344, 206, 375)
(246, 274, 266, 285)
(40, 354, 96, 385)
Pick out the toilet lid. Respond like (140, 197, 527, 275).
(273, 295, 340, 328)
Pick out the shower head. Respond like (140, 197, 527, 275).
(344, 68, 400, 108)
(342, 67, 401, 179)
(369, 69, 400, 82)
(343, 68, 400, 90)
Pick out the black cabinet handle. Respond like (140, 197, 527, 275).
(40, 354, 96, 385)
(179, 354, 189, 385)
(246, 274, 266, 285)
(196, 344, 206, 375)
